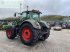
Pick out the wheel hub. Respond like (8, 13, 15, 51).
(6, 29, 11, 38)
(22, 27, 31, 42)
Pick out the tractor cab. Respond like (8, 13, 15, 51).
(15, 10, 41, 21)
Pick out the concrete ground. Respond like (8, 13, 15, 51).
(0, 29, 70, 52)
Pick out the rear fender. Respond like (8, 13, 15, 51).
(20, 19, 41, 29)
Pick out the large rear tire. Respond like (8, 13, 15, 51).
(20, 23, 38, 46)
(6, 27, 16, 39)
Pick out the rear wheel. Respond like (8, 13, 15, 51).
(6, 27, 16, 39)
(22, 27, 31, 42)
(20, 23, 38, 46)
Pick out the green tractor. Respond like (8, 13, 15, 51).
(6, 10, 50, 46)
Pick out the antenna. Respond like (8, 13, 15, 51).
(27, 5, 28, 11)
(20, 3, 22, 13)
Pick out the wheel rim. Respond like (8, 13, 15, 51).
(22, 27, 31, 42)
(6, 29, 11, 38)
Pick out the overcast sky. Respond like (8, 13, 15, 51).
(0, 0, 70, 18)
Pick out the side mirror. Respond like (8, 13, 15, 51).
(20, 13, 22, 15)
(14, 13, 16, 17)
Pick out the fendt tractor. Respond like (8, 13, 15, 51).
(6, 10, 50, 46)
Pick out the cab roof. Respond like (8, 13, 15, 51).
(22, 10, 42, 14)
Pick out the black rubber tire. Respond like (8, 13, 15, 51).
(20, 23, 38, 46)
(6, 27, 16, 39)
(40, 29, 50, 41)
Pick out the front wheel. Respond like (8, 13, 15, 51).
(6, 27, 16, 39)
(39, 29, 50, 41)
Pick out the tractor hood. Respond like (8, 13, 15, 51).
(39, 21, 50, 28)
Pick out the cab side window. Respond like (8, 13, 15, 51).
(21, 13, 26, 19)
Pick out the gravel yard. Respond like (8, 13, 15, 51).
(0, 29, 70, 52)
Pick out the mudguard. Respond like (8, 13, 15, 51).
(20, 19, 41, 29)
